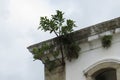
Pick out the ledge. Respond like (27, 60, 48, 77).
(27, 17, 120, 65)
(27, 17, 120, 50)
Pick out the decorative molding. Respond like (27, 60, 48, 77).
(83, 59, 120, 78)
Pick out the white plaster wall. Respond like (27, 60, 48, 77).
(66, 31, 120, 80)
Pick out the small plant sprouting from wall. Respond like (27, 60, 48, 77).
(32, 10, 80, 71)
(32, 36, 80, 71)
(32, 43, 51, 60)
(101, 35, 113, 48)
(62, 35, 81, 61)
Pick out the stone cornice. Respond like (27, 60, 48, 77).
(28, 17, 120, 50)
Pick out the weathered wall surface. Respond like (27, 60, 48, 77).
(45, 66, 65, 80)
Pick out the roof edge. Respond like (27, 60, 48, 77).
(27, 17, 120, 49)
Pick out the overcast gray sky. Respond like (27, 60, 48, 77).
(0, 0, 120, 80)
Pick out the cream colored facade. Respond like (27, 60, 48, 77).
(28, 17, 120, 80)
(66, 29, 120, 80)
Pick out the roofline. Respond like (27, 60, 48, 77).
(27, 17, 120, 49)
